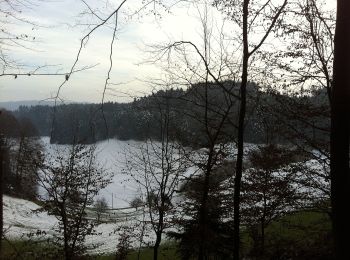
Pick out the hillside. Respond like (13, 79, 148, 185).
(3, 195, 152, 255)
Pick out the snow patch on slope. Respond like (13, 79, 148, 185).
(3, 195, 57, 238)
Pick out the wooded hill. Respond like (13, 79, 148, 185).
(11, 81, 329, 147)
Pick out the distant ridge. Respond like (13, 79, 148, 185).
(0, 100, 73, 111)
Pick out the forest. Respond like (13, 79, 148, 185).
(0, 0, 349, 259)
(13, 82, 328, 146)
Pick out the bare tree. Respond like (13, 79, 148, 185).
(94, 197, 109, 223)
(130, 196, 144, 210)
(0, 110, 19, 255)
(0, 0, 38, 74)
(144, 6, 240, 258)
(11, 118, 43, 199)
(115, 226, 132, 260)
(0, 134, 6, 255)
(212, 0, 288, 257)
(124, 94, 189, 260)
(266, 2, 348, 258)
(0, 0, 95, 78)
(38, 143, 111, 259)
(262, 0, 334, 170)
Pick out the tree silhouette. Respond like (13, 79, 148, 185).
(330, 0, 350, 258)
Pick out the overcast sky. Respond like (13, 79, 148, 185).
(1, 0, 336, 103)
(1, 0, 229, 103)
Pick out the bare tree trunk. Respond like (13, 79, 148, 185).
(0, 137, 3, 256)
(61, 202, 71, 260)
(261, 173, 268, 256)
(330, 1, 350, 259)
(233, 0, 249, 258)
(153, 231, 162, 260)
(261, 219, 265, 256)
(137, 208, 146, 260)
(153, 207, 164, 260)
(198, 152, 213, 260)
(64, 228, 71, 260)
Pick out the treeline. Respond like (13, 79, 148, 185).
(12, 81, 328, 147)
(0, 110, 43, 200)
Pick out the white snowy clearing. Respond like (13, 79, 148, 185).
(3, 137, 167, 254)
(3, 137, 328, 255)
(40, 137, 147, 208)
(3, 195, 155, 255)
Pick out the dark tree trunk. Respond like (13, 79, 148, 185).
(198, 157, 212, 260)
(0, 137, 3, 255)
(61, 205, 71, 260)
(233, 0, 249, 259)
(261, 220, 265, 256)
(153, 231, 162, 260)
(153, 208, 164, 260)
(64, 233, 71, 260)
(330, 1, 350, 259)
(261, 174, 268, 256)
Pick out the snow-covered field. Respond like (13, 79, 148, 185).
(3, 137, 328, 255)
(4, 137, 241, 254)
(41, 137, 146, 208)
(39, 137, 250, 208)
(2, 137, 162, 254)
(3, 195, 154, 254)
(3, 195, 57, 238)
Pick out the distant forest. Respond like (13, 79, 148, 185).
(12, 81, 329, 147)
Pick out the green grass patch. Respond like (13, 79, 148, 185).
(1, 239, 61, 260)
(96, 241, 179, 260)
(266, 210, 332, 243)
(243, 210, 334, 259)
(128, 243, 178, 260)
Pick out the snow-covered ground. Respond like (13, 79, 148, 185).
(2, 137, 166, 254)
(3, 195, 154, 254)
(3, 137, 329, 255)
(40, 137, 251, 208)
(41, 137, 148, 208)
(4, 137, 192, 254)
(4, 137, 242, 254)
(3, 195, 57, 238)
